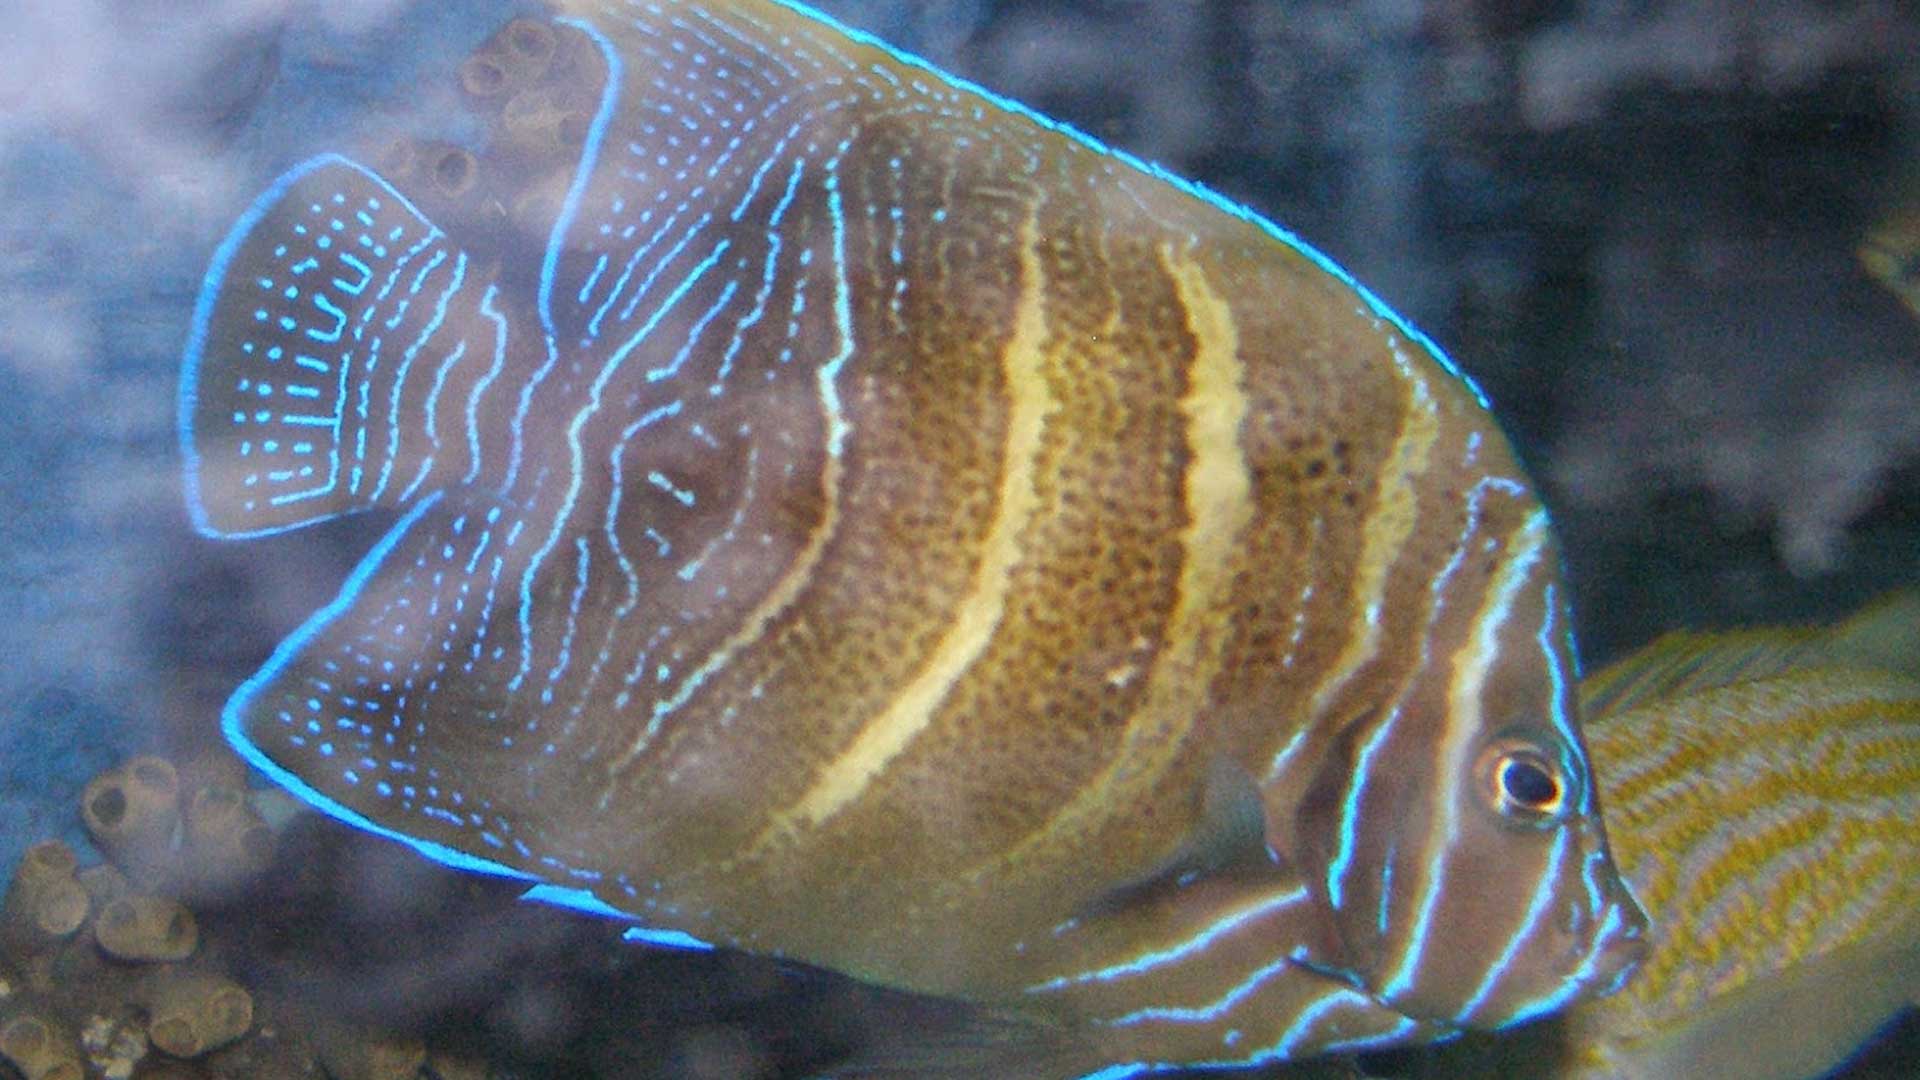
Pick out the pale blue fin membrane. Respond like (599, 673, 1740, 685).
(180, 154, 458, 539)
(218, 484, 716, 951)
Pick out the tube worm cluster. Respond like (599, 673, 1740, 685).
(1, 755, 501, 1078)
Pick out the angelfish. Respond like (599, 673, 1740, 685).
(176, 1, 1645, 1073)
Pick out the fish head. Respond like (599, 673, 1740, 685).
(1296, 531, 1647, 1033)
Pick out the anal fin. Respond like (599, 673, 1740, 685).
(223, 486, 552, 886)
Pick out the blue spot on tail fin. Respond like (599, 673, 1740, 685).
(180, 154, 450, 538)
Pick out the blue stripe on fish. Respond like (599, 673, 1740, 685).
(180, 2, 1647, 1074)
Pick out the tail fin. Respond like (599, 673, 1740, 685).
(180, 154, 491, 538)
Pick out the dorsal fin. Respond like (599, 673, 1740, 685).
(1580, 590, 1920, 720)
(180, 155, 505, 539)
(1822, 588, 1920, 679)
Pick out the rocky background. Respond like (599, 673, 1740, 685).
(1, 0, 1916, 1077)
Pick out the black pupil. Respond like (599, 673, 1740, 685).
(1502, 758, 1559, 809)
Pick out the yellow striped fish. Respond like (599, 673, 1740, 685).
(1401, 592, 1920, 1079)
(1860, 204, 1920, 320)
(1563, 593, 1920, 1080)
(175, 2, 1644, 1074)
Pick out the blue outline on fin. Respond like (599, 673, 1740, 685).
(219, 489, 715, 948)
(218, 490, 539, 882)
(522, 883, 715, 949)
(179, 153, 444, 540)
(620, 925, 718, 951)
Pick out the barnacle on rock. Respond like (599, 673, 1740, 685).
(139, 969, 252, 1059)
(498, 85, 593, 158)
(0, 998, 84, 1080)
(178, 785, 273, 900)
(459, 17, 560, 100)
(81, 759, 181, 887)
(2, 842, 90, 950)
(94, 895, 197, 964)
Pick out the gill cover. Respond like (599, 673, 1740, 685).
(1298, 523, 1646, 1029)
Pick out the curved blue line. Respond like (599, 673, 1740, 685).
(181, 153, 350, 538)
(540, 18, 623, 338)
(761, 0, 1492, 412)
(506, 17, 622, 491)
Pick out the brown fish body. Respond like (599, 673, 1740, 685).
(1361, 594, 1920, 1080)
(180, 0, 1644, 1068)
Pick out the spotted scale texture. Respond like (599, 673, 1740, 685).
(179, 1, 1645, 1073)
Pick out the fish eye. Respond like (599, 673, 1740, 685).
(1476, 735, 1573, 826)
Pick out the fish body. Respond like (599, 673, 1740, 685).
(1557, 594, 1920, 1080)
(1860, 205, 1920, 320)
(1406, 593, 1920, 1079)
(177, 1, 1643, 1073)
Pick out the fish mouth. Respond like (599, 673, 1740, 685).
(1574, 893, 1650, 1000)
(1473, 883, 1648, 1030)
(1558, 835, 1651, 1002)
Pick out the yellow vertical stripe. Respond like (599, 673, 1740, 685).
(1267, 341, 1438, 782)
(1077, 249, 1252, 782)
(769, 205, 1059, 834)
(980, 246, 1251, 875)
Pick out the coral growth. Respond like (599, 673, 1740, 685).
(0, 755, 478, 1080)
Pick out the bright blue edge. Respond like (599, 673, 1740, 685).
(761, 0, 1493, 414)
(527, 881, 716, 949)
(179, 152, 347, 540)
(219, 490, 546, 886)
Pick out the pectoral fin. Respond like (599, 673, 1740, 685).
(1006, 760, 1425, 1069)
(1081, 756, 1277, 920)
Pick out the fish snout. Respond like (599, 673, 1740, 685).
(1580, 879, 1650, 999)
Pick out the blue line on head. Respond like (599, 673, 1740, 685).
(1327, 706, 1400, 912)
(1454, 825, 1571, 1024)
(1537, 583, 1594, 816)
